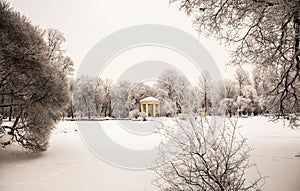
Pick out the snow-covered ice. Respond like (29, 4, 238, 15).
(0, 121, 157, 191)
(0, 116, 299, 191)
(236, 116, 300, 191)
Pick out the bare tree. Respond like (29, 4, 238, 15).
(42, 28, 74, 76)
(235, 68, 250, 96)
(127, 82, 155, 111)
(95, 78, 114, 117)
(73, 76, 97, 119)
(170, 0, 300, 118)
(219, 98, 238, 117)
(112, 80, 132, 118)
(156, 69, 192, 116)
(234, 68, 251, 116)
(156, 69, 182, 115)
(153, 117, 264, 191)
(223, 79, 238, 99)
(198, 71, 214, 114)
(214, 79, 238, 116)
(252, 67, 269, 97)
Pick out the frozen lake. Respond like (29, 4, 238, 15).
(0, 116, 300, 191)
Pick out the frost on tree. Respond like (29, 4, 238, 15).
(72, 76, 97, 119)
(153, 118, 264, 191)
(95, 78, 114, 117)
(170, 0, 300, 118)
(112, 80, 132, 118)
(198, 71, 214, 114)
(0, 2, 71, 152)
(127, 82, 155, 111)
(155, 69, 194, 116)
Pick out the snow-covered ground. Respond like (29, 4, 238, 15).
(236, 117, 300, 191)
(0, 116, 299, 191)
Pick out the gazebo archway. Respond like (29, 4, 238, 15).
(140, 97, 160, 117)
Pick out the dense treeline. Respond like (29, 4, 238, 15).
(71, 66, 293, 119)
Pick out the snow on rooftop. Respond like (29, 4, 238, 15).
(139, 96, 160, 103)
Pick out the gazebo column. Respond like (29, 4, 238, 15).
(158, 104, 160, 116)
(146, 104, 149, 116)
(141, 104, 144, 113)
(153, 104, 156, 117)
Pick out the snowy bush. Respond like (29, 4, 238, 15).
(162, 99, 177, 117)
(237, 96, 251, 116)
(129, 109, 140, 120)
(219, 98, 238, 117)
(139, 112, 147, 121)
(177, 113, 188, 120)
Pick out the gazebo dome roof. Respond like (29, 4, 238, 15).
(139, 96, 160, 103)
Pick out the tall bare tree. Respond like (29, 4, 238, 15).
(235, 68, 250, 96)
(42, 28, 74, 76)
(170, 0, 300, 117)
(73, 76, 97, 119)
(198, 71, 213, 114)
(112, 80, 132, 118)
(95, 78, 113, 117)
(224, 79, 238, 99)
(156, 69, 192, 115)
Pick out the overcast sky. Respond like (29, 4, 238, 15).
(7, 0, 237, 84)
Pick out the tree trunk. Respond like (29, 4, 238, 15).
(8, 105, 12, 121)
(294, 8, 300, 81)
(70, 102, 74, 119)
(8, 85, 13, 121)
(204, 90, 207, 113)
(108, 100, 112, 117)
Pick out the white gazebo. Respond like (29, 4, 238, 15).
(139, 97, 160, 117)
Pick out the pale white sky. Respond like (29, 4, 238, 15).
(7, 0, 237, 84)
